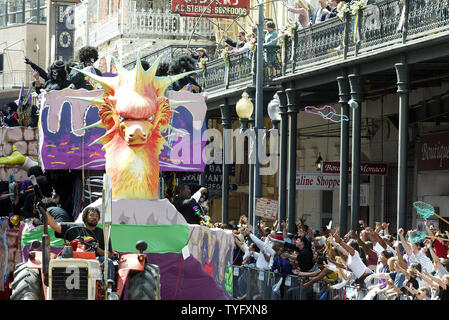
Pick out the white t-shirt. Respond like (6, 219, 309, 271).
(347, 250, 370, 279)
(249, 233, 274, 270)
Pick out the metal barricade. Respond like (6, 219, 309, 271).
(231, 265, 367, 300)
(343, 285, 370, 300)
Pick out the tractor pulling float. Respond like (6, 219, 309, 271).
(7, 55, 234, 300)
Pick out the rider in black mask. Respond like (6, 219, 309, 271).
(26, 59, 71, 94)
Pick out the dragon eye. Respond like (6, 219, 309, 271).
(147, 115, 155, 121)
(118, 115, 125, 121)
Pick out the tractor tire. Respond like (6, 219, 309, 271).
(10, 267, 44, 300)
(127, 264, 160, 300)
(13, 262, 27, 278)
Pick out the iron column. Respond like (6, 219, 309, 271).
(348, 69, 363, 231)
(337, 74, 351, 235)
(395, 56, 410, 230)
(286, 88, 299, 234)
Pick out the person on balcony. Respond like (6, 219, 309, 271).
(184, 47, 209, 63)
(67, 46, 103, 90)
(281, 0, 311, 28)
(310, 0, 330, 24)
(263, 21, 280, 78)
(222, 31, 247, 49)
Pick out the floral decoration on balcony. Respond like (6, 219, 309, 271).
(199, 57, 209, 69)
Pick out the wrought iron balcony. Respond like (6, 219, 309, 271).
(192, 0, 449, 95)
(89, 7, 215, 48)
(123, 44, 217, 70)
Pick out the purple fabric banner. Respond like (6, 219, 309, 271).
(38, 88, 207, 172)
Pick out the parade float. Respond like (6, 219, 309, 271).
(3, 55, 234, 300)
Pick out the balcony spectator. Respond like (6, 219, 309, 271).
(263, 21, 279, 78)
(310, 0, 330, 24)
(67, 46, 103, 90)
(326, 0, 340, 19)
(222, 31, 247, 49)
(228, 32, 256, 56)
(281, 0, 311, 28)
(184, 47, 209, 63)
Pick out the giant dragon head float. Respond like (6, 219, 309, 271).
(73, 54, 198, 200)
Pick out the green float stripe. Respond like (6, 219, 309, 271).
(21, 227, 65, 250)
(22, 224, 191, 254)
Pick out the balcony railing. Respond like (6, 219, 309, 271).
(192, 0, 449, 94)
(89, 7, 215, 47)
(123, 44, 217, 70)
(1, 70, 34, 89)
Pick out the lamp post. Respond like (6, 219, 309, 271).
(348, 68, 364, 231)
(274, 90, 288, 230)
(315, 153, 323, 171)
(236, 91, 255, 224)
(286, 88, 299, 234)
(268, 93, 284, 228)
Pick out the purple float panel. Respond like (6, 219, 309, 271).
(38, 88, 207, 172)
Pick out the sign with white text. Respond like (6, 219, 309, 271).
(171, 0, 250, 19)
(255, 198, 278, 220)
(296, 172, 340, 190)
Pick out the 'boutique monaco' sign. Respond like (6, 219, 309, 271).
(322, 161, 388, 175)
(171, 0, 250, 19)
(418, 132, 449, 171)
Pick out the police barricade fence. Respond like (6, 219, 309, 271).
(231, 265, 390, 300)
(232, 265, 347, 300)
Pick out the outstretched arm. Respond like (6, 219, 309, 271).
(398, 228, 412, 257)
(333, 232, 355, 256)
(424, 239, 441, 271)
(420, 270, 446, 290)
(394, 240, 408, 269)
(303, 268, 333, 288)
(353, 230, 370, 253)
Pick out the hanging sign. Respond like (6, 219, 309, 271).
(418, 132, 449, 171)
(296, 172, 340, 190)
(171, 0, 250, 19)
(322, 161, 388, 175)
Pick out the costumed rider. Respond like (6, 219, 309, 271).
(40, 205, 116, 291)
(25, 58, 71, 94)
(67, 46, 103, 90)
(173, 184, 208, 225)
(16, 85, 39, 127)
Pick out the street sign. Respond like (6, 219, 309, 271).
(181, 164, 237, 199)
(171, 0, 250, 19)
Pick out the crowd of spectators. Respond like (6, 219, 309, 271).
(230, 215, 449, 300)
